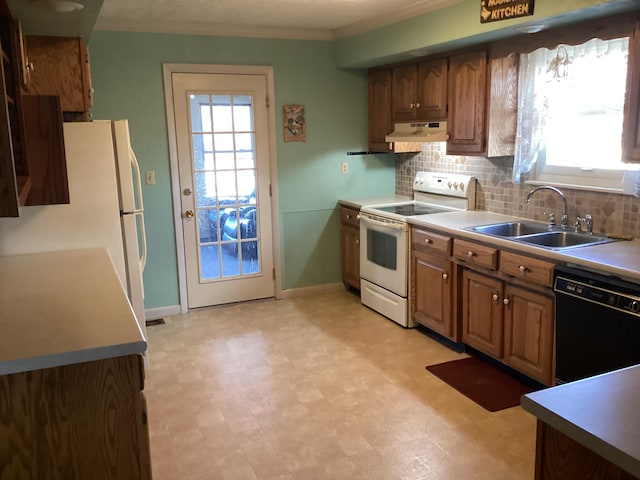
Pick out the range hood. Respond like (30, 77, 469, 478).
(385, 122, 447, 143)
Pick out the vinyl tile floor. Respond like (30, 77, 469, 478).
(144, 289, 536, 480)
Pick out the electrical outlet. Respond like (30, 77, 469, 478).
(341, 162, 349, 175)
(145, 170, 156, 185)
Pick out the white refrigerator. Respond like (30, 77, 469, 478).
(0, 120, 148, 338)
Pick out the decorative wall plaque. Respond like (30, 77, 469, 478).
(283, 104, 306, 142)
(481, 0, 534, 24)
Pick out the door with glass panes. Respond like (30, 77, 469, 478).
(172, 73, 274, 308)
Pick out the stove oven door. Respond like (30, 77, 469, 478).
(359, 214, 408, 297)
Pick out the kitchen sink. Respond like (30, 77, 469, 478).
(466, 221, 618, 250)
(515, 231, 616, 249)
(470, 221, 550, 237)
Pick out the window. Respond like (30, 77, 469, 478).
(513, 37, 638, 192)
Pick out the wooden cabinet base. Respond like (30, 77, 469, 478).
(535, 421, 637, 480)
(0, 355, 152, 480)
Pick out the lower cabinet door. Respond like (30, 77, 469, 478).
(503, 285, 554, 385)
(341, 223, 360, 288)
(412, 251, 453, 338)
(461, 269, 503, 357)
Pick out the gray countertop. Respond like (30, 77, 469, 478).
(339, 195, 412, 209)
(522, 366, 640, 478)
(405, 210, 640, 283)
(0, 248, 147, 376)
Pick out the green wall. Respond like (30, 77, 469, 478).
(88, 32, 395, 309)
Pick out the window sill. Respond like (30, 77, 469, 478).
(525, 179, 629, 196)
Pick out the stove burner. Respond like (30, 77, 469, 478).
(372, 204, 450, 216)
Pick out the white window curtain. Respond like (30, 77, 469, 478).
(513, 37, 632, 187)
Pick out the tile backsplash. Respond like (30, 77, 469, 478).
(395, 143, 640, 238)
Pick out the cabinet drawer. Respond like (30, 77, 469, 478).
(412, 228, 452, 254)
(453, 238, 498, 270)
(340, 206, 360, 227)
(500, 251, 554, 287)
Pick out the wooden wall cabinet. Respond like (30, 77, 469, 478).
(0, 354, 152, 480)
(340, 205, 360, 289)
(447, 50, 487, 155)
(0, 10, 28, 217)
(392, 58, 448, 122)
(368, 68, 393, 152)
(456, 239, 555, 385)
(0, 6, 71, 217)
(411, 227, 458, 340)
(622, 20, 640, 162)
(24, 35, 92, 121)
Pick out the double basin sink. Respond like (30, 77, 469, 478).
(466, 221, 617, 250)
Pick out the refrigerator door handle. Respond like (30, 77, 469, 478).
(129, 146, 147, 272)
(136, 211, 147, 272)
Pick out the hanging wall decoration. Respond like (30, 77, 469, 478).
(283, 104, 306, 142)
(480, 0, 534, 23)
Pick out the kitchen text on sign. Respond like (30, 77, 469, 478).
(480, 0, 534, 23)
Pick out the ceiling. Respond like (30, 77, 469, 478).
(10, 0, 463, 40)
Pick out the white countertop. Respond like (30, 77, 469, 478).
(521, 366, 640, 478)
(0, 248, 147, 376)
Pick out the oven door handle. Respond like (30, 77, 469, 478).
(360, 215, 408, 231)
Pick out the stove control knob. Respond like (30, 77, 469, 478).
(453, 182, 459, 190)
(447, 181, 453, 189)
(631, 301, 640, 313)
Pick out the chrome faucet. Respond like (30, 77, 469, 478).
(525, 186, 569, 229)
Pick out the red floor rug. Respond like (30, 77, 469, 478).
(426, 356, 537, 412)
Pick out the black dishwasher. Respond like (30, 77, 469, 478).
(554, 265, 640, 384)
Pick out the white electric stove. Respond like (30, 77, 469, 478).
(359, 172, 477, 327)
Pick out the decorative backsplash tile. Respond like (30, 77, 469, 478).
(395, 143, 640, 238)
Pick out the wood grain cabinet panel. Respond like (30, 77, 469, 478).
(392, 64, 418, 122)
(535, 421, 638, 480)
(503, 285, 554, 384)
(0, 355, 152, 480)
(412, 250, 455, 338)
(368, 68, 393, 152)
(417, 58, 448, 121)
(24, 36, 92, 119)
(461, 268, 504, 357)
(623, 20, 640, 162)
(447, 50, 487, 155)
(340, 206, 360, 289)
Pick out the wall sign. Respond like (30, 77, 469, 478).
(480, 0, 534, 24)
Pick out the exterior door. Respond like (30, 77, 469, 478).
(172, 73, 274, 308)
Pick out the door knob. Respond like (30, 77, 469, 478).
(184, 209, 194, 218)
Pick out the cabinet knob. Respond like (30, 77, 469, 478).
(492, 293, 499, 302)
(409, 103, 415, 108)
(503, 297, 510, 306)
(425, 238, 433, 244)
(519, 265, 529, 273)
(346, 214, 351, 219)
(356, 214, 360, 220)
(442, 273, 448, 280)
(467, 250, 476, 258)
(356, 239, 359, 245)
(415, 102, 421, 108)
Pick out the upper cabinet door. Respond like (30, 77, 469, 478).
(392, 64, 418, 122)
(447, 50, 487, 155)
(416, 58, 448, 121)
(623, 21, 640, 162)
(368, 68, 393, 152)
